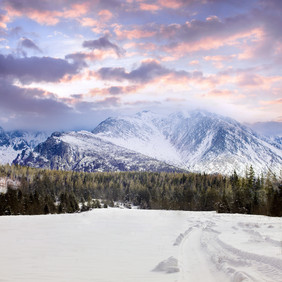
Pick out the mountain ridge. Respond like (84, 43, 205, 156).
(92, 110, 282, 176)
(1, 110, 281, 176)
(14, 131, 183, 173)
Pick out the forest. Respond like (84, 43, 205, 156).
(0, 164, 281, 216)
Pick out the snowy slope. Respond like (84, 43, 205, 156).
(0, 209, 281, 282)
(93, 111, 184, 167)
(93, 110, 282, 176)
(14, 131, 182, 172)
(0, 127, 48, 165)
(10, 110, 282, 176)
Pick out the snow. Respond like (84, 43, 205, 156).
(0, 145, 19, 164)
(0, 209, 281, 282)
(0, 131, 49, 165)
(92, 110, 282, 176)
(94, 113, 184, 168)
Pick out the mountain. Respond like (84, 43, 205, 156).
(92, 110, 282, 176)
(10, 110, 282, 176)
(0, 127, 48, 165)
(248, 121, 282, 150)
(14, 131, 182, 172)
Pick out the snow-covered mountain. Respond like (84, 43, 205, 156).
(0, 127, 48, 165)
(14, 131, 182, 172)
(92, 110, 282, 176)
(8, 110, 282, 176)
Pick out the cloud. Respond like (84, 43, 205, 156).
(0, 77, 119, 131)
(203, 55, 236, 62)
(89, 85, 142, 96)
(98, 9, 113, 22)
(189, 60, 199, 65)
(65, 48, 122, 66)
(3, 0, 90, 25)
(20, 38, 41, 51)
(0, 54, 82, 84)
(139, 3, 160, 12)
(96, 60, 188, 83)
(0, 78, 72, 116)
(114, 24, 157, 40)
(157, 0, 189, 9)
(0, 13, 10, 30)
(260, 98, 282, 105)
(82, 35, 125, 57)
(17, 37, 42, 56)
(205, 89, 234, 98)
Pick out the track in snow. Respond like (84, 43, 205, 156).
(0, 210, 281, 282)
(163, 217, 282, 282)
(177, 224, 226, 282)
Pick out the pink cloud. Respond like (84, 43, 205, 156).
(260, 98, 282, 105)
(237, 28, 266, 60)
(236, 73, 282, 89)
(205, 89, 233, 97)
(206, 15, 220, 22)
(61, 3, 89, 19)
(59, 73, 85, 83)
(4, 2, 90, 25)
(6, 7, 61, 25)
(0, 13, 10, 29)
(162, 28, 262, 58)
(189, 60, 199, 65)
(79, 17, 107, 33)
(158, 0, 187, 9)
(66, 48, 121, 65)
(98, 10, 113, 22)
(203, 55, 236, 62)
(139, 3, 160, 12)
(80, 17, 98, 27)
(114, 25, 156, 40)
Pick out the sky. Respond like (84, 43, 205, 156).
(0, 0, 281, 131)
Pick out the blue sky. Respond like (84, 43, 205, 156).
(0, 0, 281, 130)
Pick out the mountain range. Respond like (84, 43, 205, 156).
(1, 110, 281, 176)
(0, 128, 48, 165)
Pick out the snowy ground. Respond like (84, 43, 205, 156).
(0, 209, 281, 282)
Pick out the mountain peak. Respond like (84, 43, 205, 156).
(91, 111, 282, 175)
(3, 111, 282, 176)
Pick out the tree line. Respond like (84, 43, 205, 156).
(0, 164, 281, 216)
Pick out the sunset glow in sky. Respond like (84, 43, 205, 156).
(0, 0, 281, 130)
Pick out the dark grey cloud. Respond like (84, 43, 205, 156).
(0, 78, 71, 115)
(3, 0, 63, 12)
(159, 14, 253, 43)
(83, 35, 125, 57)
(0, 77, 122, 131)
(20, 37, 41, 53)
(108, 86, 123, 95)
(65, 52, 88, 68)
(97, 60, 188, 83)
(107, 85, 139, 95)
(3, 0, 121, 14)
(0, 54, 81, 84)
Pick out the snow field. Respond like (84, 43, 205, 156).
(0, 209, 281, 281)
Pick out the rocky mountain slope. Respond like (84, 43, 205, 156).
(92, 110, 282, 176)
(0, 127, 47, 165)
(6, 110, 282, 176)
(14, 131, 182, 172)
